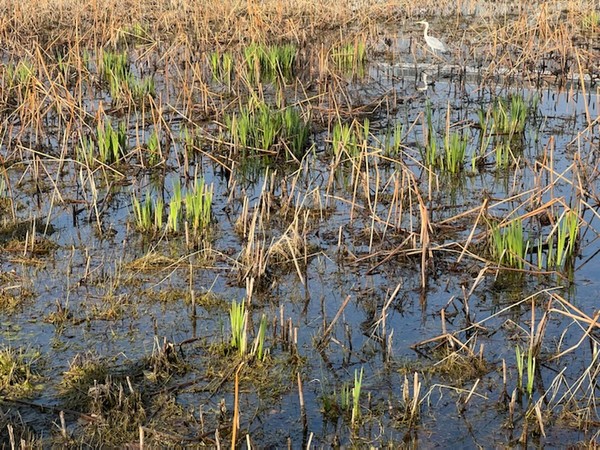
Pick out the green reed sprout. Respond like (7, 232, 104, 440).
(230, 300, 247, 356)
(244, 43, 297, 83)
(490, 219, 528, 269)
(351, 367, 364, 426)
(167, 180, 182, 233)
(331, 40, 366, 72)
(97, 121, 127, 164)
(100, 50, 129, 97)
(442, 132, 468, 173)
(555, 209, 580, 268)
(226, 101, 309, 158)
(251, 314, 268, 361)
(184, 177, 213, 233)
(383, 122, 403, 157)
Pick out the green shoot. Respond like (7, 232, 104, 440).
(230, 300, 247, 356)
(351, 367, 364, 426)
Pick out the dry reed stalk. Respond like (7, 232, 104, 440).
(318, 294, 352, 350)
(231, 361, 244, 450)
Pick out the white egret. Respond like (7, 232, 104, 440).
(416, 21, 447, 54)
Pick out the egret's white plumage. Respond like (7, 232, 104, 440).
(416, 21, 447, 54)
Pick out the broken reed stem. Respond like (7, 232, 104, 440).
(319, 295, 352, 349)
(297, 371, 305, 419)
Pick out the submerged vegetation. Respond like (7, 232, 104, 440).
(0, 0, 598, 447)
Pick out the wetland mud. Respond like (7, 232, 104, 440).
(0, 0, 599, 447)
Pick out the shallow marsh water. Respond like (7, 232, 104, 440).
(0, 8, 599, 448)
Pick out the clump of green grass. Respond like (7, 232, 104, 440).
(489, 219, 528, 269)
(494, 140, 517, 169)
(331, 119, 369, 158)
(420, 103, 469, 173)
(184, 177, 213, 234)
(226, 101, 310, 159)
(540, 209, 580, 270)
(97, 120, 127, 164)
(132, 192, 163, 233)
(555, 209, 579, 268)
(99, 49, 155, 103)
(441, 132, 468, 174)
(131, 177, 212, 237)
(491, 95, 529, 136)
(5, 60, 35, 95)
(331, 39, 367, 73)
(351, 367, 364, 426)
(251, 314, 268, 361)
(382, 122, 403, 157)
(77, 120, 127, 165)
(167, 180, 182, 233)
(100, 49, 129, 98)
(244, 43, 297, 84)
(515, 345, 535, 396)
(0, 346, 41, 398)
(145, 130, 162, 165)
(321, 367, 364, 426)
(128, 75, 155, 102)
(475, 95, 534, 169)
(582, 10, 600, 30)
(209, 49, 234, 86)
(230, 300, 247, 356)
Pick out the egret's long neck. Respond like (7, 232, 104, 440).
(423, 22, 429, 38)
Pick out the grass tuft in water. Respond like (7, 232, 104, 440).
(351, 367, 364, 426)
(244, 43, 297, 84)
(209, 50, 234, 86)
(442, 132, 468, 174)
(251, 313, 268, 361)
(382, 122, 403, 157)
(5, 61, 35, 97)
(226, 101, 309, 159)
(331, 119, 370, 158)
(132, 192, 163, 233)
(184, 177, 213, 234)
(167, 180, 182, 233)
(545, 209, 580, 270)
(331, 38, 367, 74)
(100, 49, 129, 98)
(230, 300, 247, 356)
(97, 120, 127, 164)
(0, 346, 41, 398)
(78, 120, 127, 165)
(132, 178, 212, 237)
(489, 219, 528, 269)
